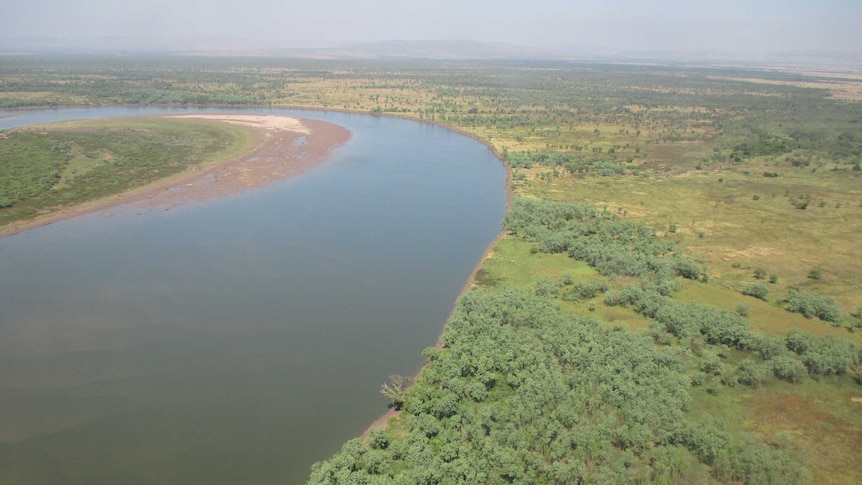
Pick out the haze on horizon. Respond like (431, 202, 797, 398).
(2, 0, 860, 55)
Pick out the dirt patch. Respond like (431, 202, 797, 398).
(167, 114, 311, 134)
(364, 408, 401, 434)
(135, 115, 347, 210)
(0, 115, 351, 237)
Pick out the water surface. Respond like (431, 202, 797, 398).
(0, 108, 506, 484)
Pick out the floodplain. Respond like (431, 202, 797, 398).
(1, 56, 861, 483)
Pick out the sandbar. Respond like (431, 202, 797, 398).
(0, 114, 351, 237)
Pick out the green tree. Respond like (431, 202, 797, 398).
(381, 375, 410, 410)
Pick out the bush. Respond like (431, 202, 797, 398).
(367, 427, 389, 450)
(771, 355, 808, 383)
(673, 257, 702, 280)
(741, 283, 769, 301)
(561, 280, 607, 301)
(698, 351, 724, 375)
(799, 336, 859, 376)
(736, 359, 771, 388)
(852, 305, 862, 329)
(786, 329, 814, 354)
(757, 336, 788, 360)
(785, 289, 842, 323)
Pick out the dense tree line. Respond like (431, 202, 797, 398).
(606, 285, 859, 383)
(504, 198, 701, 284)
(309, 289, 811, 484)
(309, 197, 859, 483)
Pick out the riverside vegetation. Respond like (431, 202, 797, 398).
(0, 117, 256, 227)
(1, 56, 861, 483)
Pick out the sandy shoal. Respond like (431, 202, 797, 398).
(0, 114, 351, 237)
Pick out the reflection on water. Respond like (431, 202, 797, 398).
(0, 108, 506, 484)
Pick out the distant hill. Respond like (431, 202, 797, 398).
(0, 37, 557, 59)
(1, 37, 860, 69)
(271, 40, 561, 60)
(606, 49, 862, 70)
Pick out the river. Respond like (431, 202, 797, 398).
(0, 107, 507, 484)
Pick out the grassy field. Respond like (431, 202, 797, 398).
(517, 155, 862, 311)
(0, 117, 258, 227)
(475, 236, 652, 331)
(689, 376, 862, 484)
(2, 57, 861, 482)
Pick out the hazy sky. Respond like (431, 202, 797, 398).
(3, 0, 861, 53)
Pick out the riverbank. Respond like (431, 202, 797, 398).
(361, 120, 512, 436)
(0, 114, 351, 238)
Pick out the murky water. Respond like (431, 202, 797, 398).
(0, 108, 506, 484)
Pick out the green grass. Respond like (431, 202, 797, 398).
(518, 161, 862, 313)
(677, 280, 862, 344)
(473, 236, 651, 330)
(0, 117, 258, 227)
(474, 236, 598, 288)
(689, 376, 862, 485)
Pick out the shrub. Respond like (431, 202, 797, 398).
(562, 280, 608, 301)
(741, 283, 769, 301)
(786, 329, 814, 354)
(785, 289, 841, 323)
(698, 351, 724, 375)
(736, 359, 771, 388)
(799, 336, 859, 376)
(852, 305, 862, 329)
(771, 355, 807, 383)
(367, 427, 389, 450)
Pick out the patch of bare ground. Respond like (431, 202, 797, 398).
(139, 115, 346, 209)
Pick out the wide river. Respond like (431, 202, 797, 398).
(0, 107, 507, 484)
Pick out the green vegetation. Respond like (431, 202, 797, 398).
(310, 197, 858, 484)
(742, 283, 770, 301)
(785, 289, 843, 324)
(1, 56, 861, 483)
(0, 118, 256, 227)
(311, 290, 810, 484)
